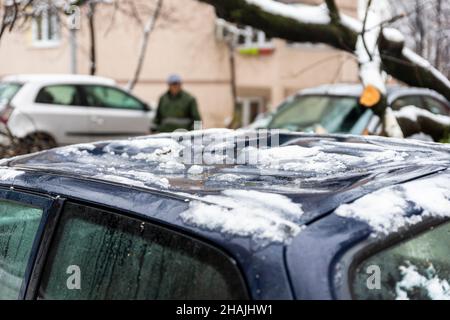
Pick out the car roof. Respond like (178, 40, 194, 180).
(1, 74, 116, 86)
(2, 129, 450, 226)
(297, 83, 449, 104)
(299, 83, 365, 97)
(1, 130, 450, 299)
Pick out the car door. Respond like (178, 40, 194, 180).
(33, 84, 91, 145)
(81, 85, 152, 141)
(0, 188, 56, 300)
(33, 201, 248, 300)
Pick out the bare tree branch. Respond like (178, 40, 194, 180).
(324, 0, 339, 22)
(127, 0, 164, 91)
(361, 0, 374, 61)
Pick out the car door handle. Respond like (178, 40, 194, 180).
(90, 116, 104, 125)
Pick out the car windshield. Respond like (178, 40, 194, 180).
(0, 83, 22, 105)
(268, 95, 370, 134)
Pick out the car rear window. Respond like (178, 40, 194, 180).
(0, 83, 22, 105)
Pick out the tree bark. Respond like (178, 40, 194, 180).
(127, 0, 164, 92)
(227, 39, 240, 129)
(88, 2, 97, 76)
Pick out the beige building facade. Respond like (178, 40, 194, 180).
(0, 0, 359, 128)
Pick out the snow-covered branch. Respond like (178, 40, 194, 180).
(357, 0, 385, 93)
(199, 0, 357, 52)
(394, 105, 450, 142)
(380, 27, 450, 101)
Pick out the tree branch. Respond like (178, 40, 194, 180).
(379, 34, 450, 100)
(198, 0, 357, 52)
(127, 0, 164, 91)
(360, 0, 373, 61)
(324, 0, 339, 23)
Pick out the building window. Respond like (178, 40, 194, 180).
(237, 26, 273, 50)
(216, 19, 274, 56)
(32, 7, 61, 47)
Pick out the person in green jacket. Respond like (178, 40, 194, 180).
(154, 74, 201, 132)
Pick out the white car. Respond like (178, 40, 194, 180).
(0, 74, 155, 148)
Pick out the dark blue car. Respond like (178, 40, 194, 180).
(0, 130, 449, 300)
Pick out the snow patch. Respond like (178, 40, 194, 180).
(157, 161, 186, 173)
(384, 107, 405, 139)
(340, 15, 362, 32)
(244, 0, 331, 25)
(238, 145, 407, 175)
(116, 138, 181, 151)
(382, 28, 405, 43)
(403, 48, 450, 90)
(56, 143, 96, 157)
(180, 190, 304, 244)
(213, 174, 243, 183)
(187, 165, 204, 175)
(0, 168, 24, 181)
(336, 175, 450, 235)
(408, 133, 435, 142)
(396, 263, 450, 300)
(93, 174, 146, 188)
(239, 145, 344, 174)
(96, 168, 170, 188)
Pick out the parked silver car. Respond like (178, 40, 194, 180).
(0, 74, 156, 148)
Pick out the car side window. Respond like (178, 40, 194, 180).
(391, 96, 426, 111)
(352, 221, 450, 300)
(83, 85, 145, 111)
(37, 202, 248, 300)
(423, 97, 448, 115)
(0, 200, 43, 300)
(35, 85, 81, 106)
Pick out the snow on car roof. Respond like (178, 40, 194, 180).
(4, 130, 450, 193)
(1, 74, 116, 86)
(299, 83, 365, 97)
(2, 130, 447, 189)
(2, 130, 450, 243)
(180, 189, 305, 244)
